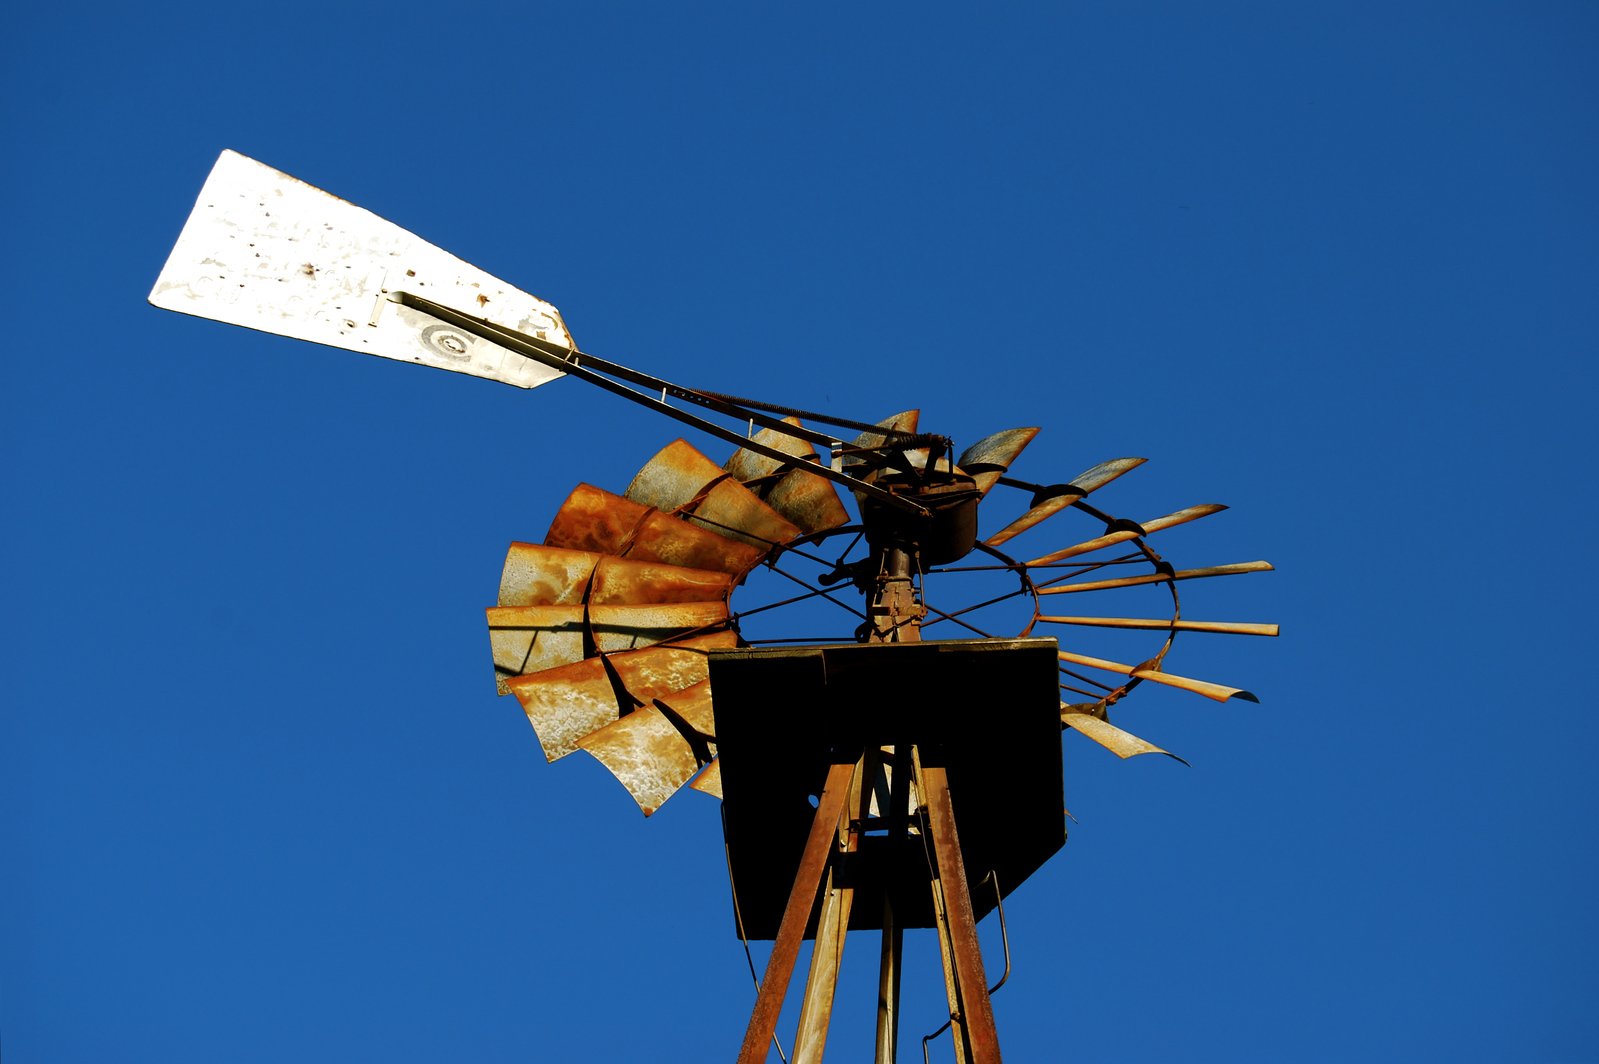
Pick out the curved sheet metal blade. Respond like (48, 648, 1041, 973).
(500, 538, 733, 610)
(590, 556, 733, 606)
(149, 151, 572, 389)
(626, 439, 802, 550)
(1057, 649, 1258, 703)
(725, 416, 815, 481)
(1026, 504, 1227, 566)
(577, 678, 718, 817)
(545, 483, 764, 575)
(1061, 709, 1186, 763)
(1038, 560, 1274, 596)
(689, 757, 723, 799)
(654, 679, 716, 740)
(726, 418, 850, 535)
(486, 605, 587, 692)
(578, 706, 701, 816)
(957, 427, 1039, 496)
(506, 631, 737, 761)
(588, 601, 730, 653)
(1038, 616, 1279, 637)
(498, 543, 599, 606)
(984, 457, 1147, 547)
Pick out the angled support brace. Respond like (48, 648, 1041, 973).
(737, 758, 859, 1063)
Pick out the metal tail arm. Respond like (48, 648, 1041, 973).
(391, 292, 928, 517)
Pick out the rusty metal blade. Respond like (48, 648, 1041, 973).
(726, 418, 851, 535)
(486, 605, 587, 691)
(590, 556, 733, 605)
(1057, 649, 1258, 703)
(1039, 560, 1275, 595)
(507, 631, 737, 761)
(577, 677, 721, 815)
(726, 416, 816, 480)
(957, 427, 1039, 496)
(500, 542, 734, 607)
(1026, 504, 1227, 566)
(1061, 708, 1186, 762)
(546, 483, 764, 575)
(588, 601, 730, 653)
(507, 656, 617, 761)
(1039, 616, 1279, 636)
(610, 630, 739, 706)
(498, 543, 599, 606)
(984, 457, 1147, 547)
(689, 757, 723, 798)
(577, 706, 701, 816)
(627, 439, 803, 549)
(655, 679, 716, 740)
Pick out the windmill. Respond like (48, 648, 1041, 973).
(151, 151, 1277, 1063)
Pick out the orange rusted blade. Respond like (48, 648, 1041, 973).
(655, 679, 716, 739)
(1061, 707, 1186, 763)
(507, 631, 738, 761)
(546, 483, 764, 575)
(498, 542, 733, 607)
(498, 543, 597, 606)
(626, 439, 802, 550)
(588, 601, 730, 653)
(1038, 560, 1274, 595)
(1038, 616, 1279, 636)
(590, 556, 732, 605)
(984, 457, 1147, 547)
(1026, 503, 1227, 566)
(486, 605, 587, 691)
(689, 757, 723, 799)
(576, 678, 720, 816)
(577, 705, 701, 816)
(726, 417, 850, 535)
(957, 427, 1039, 496)
(1057, 649, 1257, 703)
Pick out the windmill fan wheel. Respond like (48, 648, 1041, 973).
(487, 414, 1277, 815)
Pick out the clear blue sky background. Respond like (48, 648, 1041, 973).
(4, 4, 1596, 1062)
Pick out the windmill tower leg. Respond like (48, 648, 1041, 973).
(737, 759, 859, 1063)
(792, 752, 871, 1063)
(917, 746, 1003, 1064)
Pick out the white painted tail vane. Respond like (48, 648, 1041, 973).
(149, 150, 572, 390)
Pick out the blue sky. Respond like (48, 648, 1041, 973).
(4, 4, 1596, 1061)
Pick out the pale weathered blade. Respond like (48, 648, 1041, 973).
(588, 601, 730, 653)
(497, 543, 599, 606)
(726, 418, 850, 535)
(1038, 616, 1279, 636)
(577, 705, 701, 816)
(654, 679, 716, 740)
(1038, 561, 1274, 595)
(576, 678, 720, 816)
(487, 604, 587, 691)
(957, 427, 1039, 496)
(626, 439, 803, 550)
(149, 151, 572, 389)
(984, 457, 1146, 547)
(1057, 649, 1258, 703)
(1061, 708, 1186, 762)
(501, 542, 737, 608)
(545, 483, 764, 575)
(1026, 504, 1227, 566)
(507, 631, 737, 761)
(609, 632, 739, 706)
(689, 757, 724, 798)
